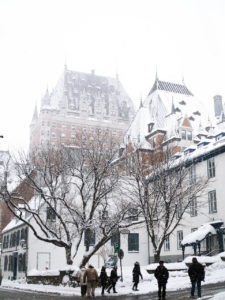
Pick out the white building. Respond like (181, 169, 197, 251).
(2, 75, 225, 280)
(1, 199, 149, 280)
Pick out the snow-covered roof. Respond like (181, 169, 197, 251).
(41, 67, 135, 122)
(181, 222, 219, 246)
(124, 76, 209, 147)
(2, 195, 41, 233)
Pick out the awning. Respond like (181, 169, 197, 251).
(181, 223, 217, 246)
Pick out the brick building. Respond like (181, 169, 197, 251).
(0, 151, 34, 242)
(30, 65, 135, 151)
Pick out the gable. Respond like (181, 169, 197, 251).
(182, 117, 192, 128)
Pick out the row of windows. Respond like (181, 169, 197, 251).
(181, 129, 192, 141)
(41, 122, 119, 135)
(176, 189, 217, 219)
(189, 157, 215, 183)
(47, 207, 139, 223)
(164, 231, 184, 251)
(42, 131, 120, 140)
(3, 228, 28, 249)
(4, 253, 26, 272)
(83, 229, 139, 252)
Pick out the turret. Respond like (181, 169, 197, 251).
(214, 95, 223, 117)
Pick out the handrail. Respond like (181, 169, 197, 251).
(200, 249, 219, 256)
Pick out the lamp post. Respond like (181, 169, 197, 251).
(208, 232, 212, 256)
(118, 249, 124, 282)
(119, 229, 130, 282)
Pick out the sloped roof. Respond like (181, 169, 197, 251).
(124, 76, 208, 147)
(148, 79, 193, 96)
(46, 66, 135, 122)
(181, 222, 222, 246)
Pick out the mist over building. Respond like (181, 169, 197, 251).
(30, 65, 135, 151)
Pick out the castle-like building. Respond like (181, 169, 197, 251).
(30, 65, 135, 151)
(3, 72, 225, 282)
(124, 75, 211, 153)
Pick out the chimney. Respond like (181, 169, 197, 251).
(214, 95, 223, 117)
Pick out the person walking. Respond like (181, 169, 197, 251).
(83, 264, 98, 297)
(188, 257, 205, 299)
(132, 261, 143, 291)
(78, 267, 87, 297)
(154, 260, 169, 300)
(99, 266, 108, 296)
(107, 266, 119, 294)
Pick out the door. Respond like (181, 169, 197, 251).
(13, 252, 18, 280)
(36, 252, 51, 270)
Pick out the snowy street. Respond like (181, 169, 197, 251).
(2, 256, 225, 299)
(1, 282, 225, 299)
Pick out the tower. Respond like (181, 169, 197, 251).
(29, 67, 135, 152)
(213, 95, 223, 117)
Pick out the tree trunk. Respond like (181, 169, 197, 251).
(80, 254, 91, 268)
(154, 251, 160, 263)
(65, 246, 73, 265)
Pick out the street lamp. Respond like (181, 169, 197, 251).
(118, 229, 130, 282)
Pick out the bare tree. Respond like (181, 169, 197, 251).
(124, 146, 208, 262)
(0, 131, 135, 267)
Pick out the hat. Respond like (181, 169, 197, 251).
(192, 257, 198, 263)
(159, 260, 164, 264)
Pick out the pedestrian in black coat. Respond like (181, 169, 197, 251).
(188, 257, 205, 298)
(154, 261, 169, 300)
(107, 266, 119, 294)
(132, 261, 143, 291)
(99, 266, 108, 296)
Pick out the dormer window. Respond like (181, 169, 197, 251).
(197, 140, 211, 148)
(148, 122, 154, 133)
(181, 129, 192, 141)
(215, 132, 225, 141)
(193, 111, 201, 116)
(189, 116, 195, 121)
(179, 100, 186, 105)
(187, 131, 192, 141)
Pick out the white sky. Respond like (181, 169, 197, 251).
(2, 256, 225, 299)
(0, 0, 225, 152)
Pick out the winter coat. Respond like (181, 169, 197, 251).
(132, 264, 143, 284)
(188, 261, 205, 282)
(84, 266, 98, 283)
(154, 265, 169, 284)
(109, 268, 119, 283)
(78, 268, 87, 286)
(100, 267, 108, 286)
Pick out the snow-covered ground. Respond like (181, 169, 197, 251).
(2, 254, 225, 299)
